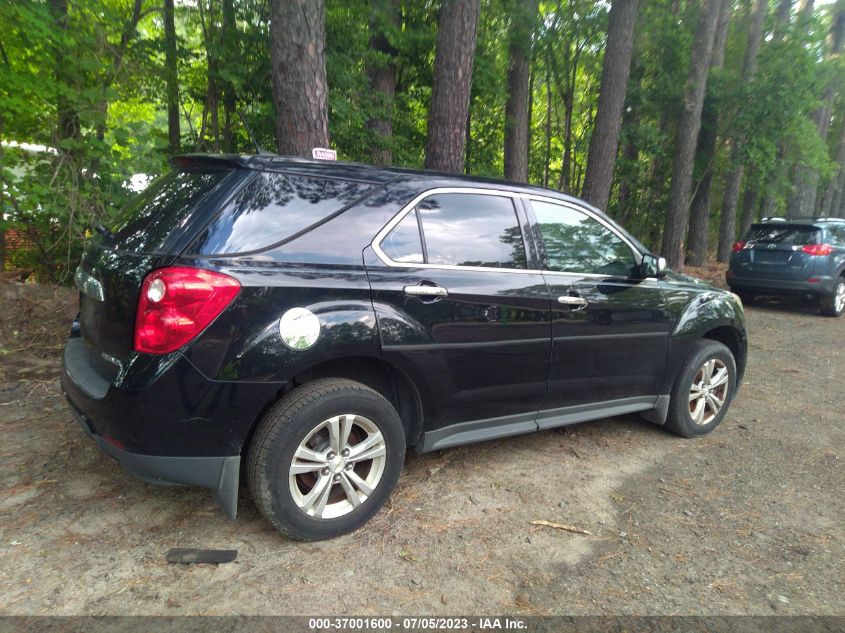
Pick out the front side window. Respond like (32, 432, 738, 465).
(531, 200, 637, 276)
(415, 193, 527, 269)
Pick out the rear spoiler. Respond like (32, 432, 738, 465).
(169, 154, 246, 171)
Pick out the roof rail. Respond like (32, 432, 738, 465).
(760, 217, 787, 222)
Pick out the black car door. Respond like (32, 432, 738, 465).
(524, 197, 673, 428)
(365, 189, 551, 449)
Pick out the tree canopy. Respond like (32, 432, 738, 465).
(2, 0, 844, 280)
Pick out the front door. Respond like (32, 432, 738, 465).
(525, 198, 672, 427)
(366, 190, 550, 446)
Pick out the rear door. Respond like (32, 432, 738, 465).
(733, 224, 822, 281)
(525, 197, 672, 423)
(366, 189, 550, 440)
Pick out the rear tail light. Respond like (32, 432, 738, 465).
(801, 244, 833, 256)
(134, 266, 240, 354)
(732, 241, 746, 253)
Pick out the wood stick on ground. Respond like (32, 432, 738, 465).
(530, 520, 594, 536)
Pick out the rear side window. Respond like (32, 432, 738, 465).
(744, 225, 820, 246)
(381, 210, 424, 263)
(414, 193, 527, 269)
(190, 172, 374, 255)
(828, 225, 845, 246)
(108, 170, 229, 253)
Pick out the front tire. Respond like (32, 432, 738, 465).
(664, 340, 737, 438)
(247, 378, 405, 540)
(820, 276, 845, 317)
(732, 289, 756, 305)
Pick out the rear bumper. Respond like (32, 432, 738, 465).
(67, 401, 240, 517)
(60, 336, 276, 518)
(726, 271, 836, 296)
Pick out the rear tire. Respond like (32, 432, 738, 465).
(247, 378, 405, 540)
(737, 291, 755, 305)
(820, 276, 845, 317)
(664, 340, 737, 438)
(730, 288, 755, 305)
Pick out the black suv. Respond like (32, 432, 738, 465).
(727, 217, 845, 317)
(62, 155, 746, 540)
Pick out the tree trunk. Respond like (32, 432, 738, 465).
(760, 146, 787, 219)
(821, 117, 845, 217)
(164, 0, 180, 153)
(739, 165, 759, 237)
(503, 0, 537, 182)
(685, 0, 732, 267)
(366, 0, 400, 165)
(759, 1, 794, 215)
(715, 0, 767, 262)
(559, 76, 573, 193)
(49, 0, 79, 146)
(787, 2, 845, 218)
(425, 0, 481, 173)
(465, 107, 472, 174)
(543, 63, 552, 187)
(581, 0, 640, 211)
(269, 0, 330, 157)
(660, 0, 723, 269)
(554, 42, 579, 193)
(222, 0, 236, 152)
(775, 0, 793, 38)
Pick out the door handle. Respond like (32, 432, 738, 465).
(404, 284, 448, 298)
(558, 295, 588, 307)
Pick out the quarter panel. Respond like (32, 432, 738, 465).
(179, 261, 381, 382)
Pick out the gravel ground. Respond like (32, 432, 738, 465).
(0, 282, 843, 616)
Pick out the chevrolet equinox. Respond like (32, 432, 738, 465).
(62, 154, 747, 540)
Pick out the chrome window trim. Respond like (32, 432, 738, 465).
(371, 187, 539, 275)
(370, 187, 646, 279)
(523, 194, 643, 267)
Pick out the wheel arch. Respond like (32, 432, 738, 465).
(701, 324, 746, 384)
(239, 355, 425, 460)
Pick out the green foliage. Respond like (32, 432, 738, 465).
(1, 0, 843, 281)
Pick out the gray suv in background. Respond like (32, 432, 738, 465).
(727, 217, 845, 317)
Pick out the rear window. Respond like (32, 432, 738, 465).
(744, 225, 821, 246)
(189, 172, 374, 255)
(107, 170, 229, 253)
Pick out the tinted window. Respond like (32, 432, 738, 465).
(191, 172, 373, 255)
(416, 193, 526, 269)
(531, 200, 637, 276)
(108, 170, 229, 253)
(744, 225, 820, 246)
(827, 225, 845, 246)
(382, 210, 424, 263)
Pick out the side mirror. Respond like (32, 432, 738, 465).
(641, 254, 668, 279)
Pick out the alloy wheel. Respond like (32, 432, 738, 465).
(835, 281, 845, 313)
(288, 414, 387, 519)
(688, 358, 729, 426)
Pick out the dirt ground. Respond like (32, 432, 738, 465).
(0, 275, 843, 617)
